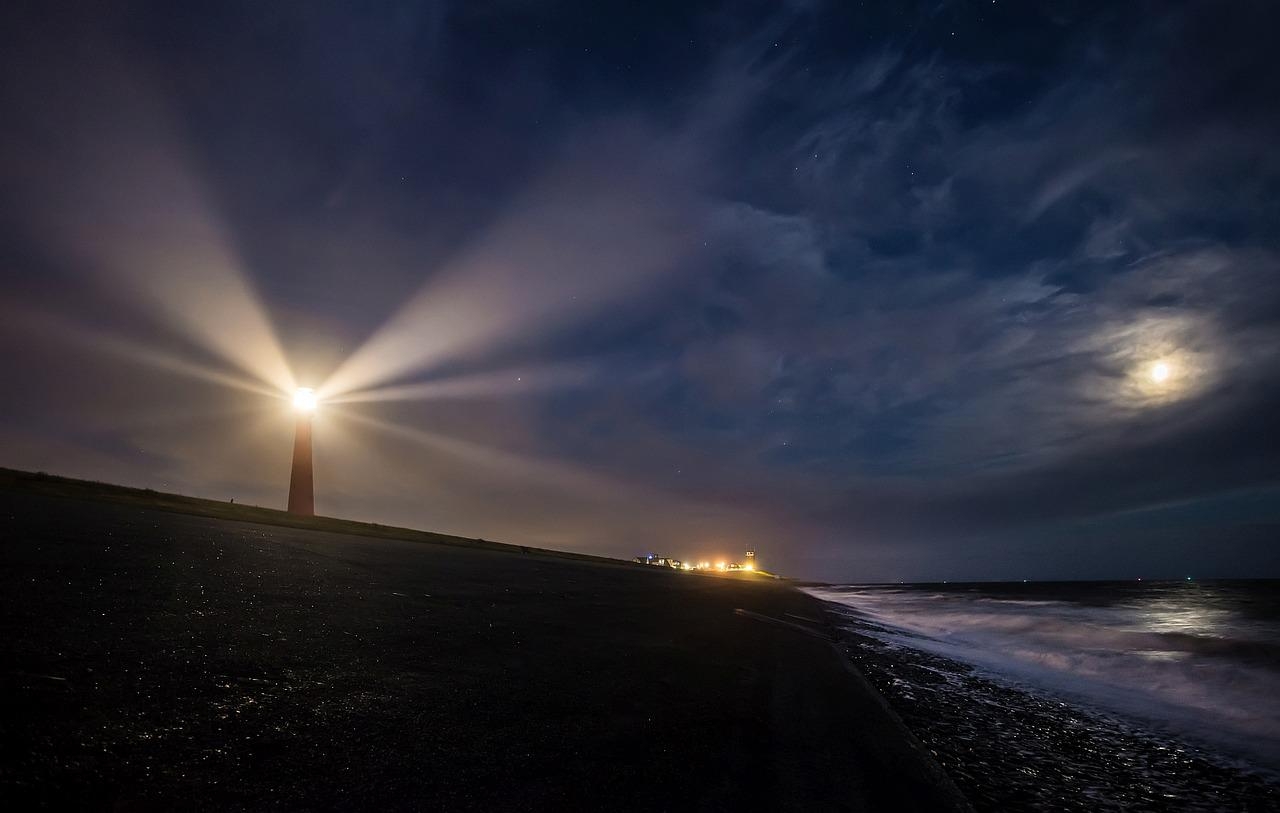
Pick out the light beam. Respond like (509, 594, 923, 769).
(5, 48, 295, 397)
(293, 387, 318, 412)
(319, 127, 703, 401)
(322, 361, 596, 405)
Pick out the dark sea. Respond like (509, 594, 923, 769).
(806, 580, 1280, 811)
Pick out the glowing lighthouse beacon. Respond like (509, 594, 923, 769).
(287, 388, 317, 516)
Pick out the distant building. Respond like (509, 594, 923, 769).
(634, 554, 681, 568)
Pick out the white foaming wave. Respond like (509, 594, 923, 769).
(807, 586, 1280, 772)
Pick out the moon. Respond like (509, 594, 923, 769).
(1150, 362, 1171, 383)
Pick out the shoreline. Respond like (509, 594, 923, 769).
(811, 587, 1280, 810)
(0, 476, 968, 810)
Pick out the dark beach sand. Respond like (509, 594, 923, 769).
(0, 473, 967, 811)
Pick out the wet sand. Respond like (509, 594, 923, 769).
(0, 477, 967, 811)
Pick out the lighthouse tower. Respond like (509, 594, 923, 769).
(287, 388, 316, 516)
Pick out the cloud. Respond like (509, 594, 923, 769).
(1, 0, 1278, 581)
(524, 3, 1280, 576)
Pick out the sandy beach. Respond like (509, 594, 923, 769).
(0, 473, 967, 810)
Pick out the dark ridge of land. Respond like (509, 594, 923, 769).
(0, 473, 969, 811)
(0, 466, 629, 569)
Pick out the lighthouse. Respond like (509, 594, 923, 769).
(287, 388, 316, 516)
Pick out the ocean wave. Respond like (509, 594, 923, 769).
(807, 582, 1280, 772)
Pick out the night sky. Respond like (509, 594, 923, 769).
(2, 1, 1278, 582)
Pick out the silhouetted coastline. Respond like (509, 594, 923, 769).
(0, 472, 965, 810)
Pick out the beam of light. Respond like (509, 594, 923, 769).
(327, 407, 626, 499)
(320, 407, 773, 557)
(94, 400, 283, 434)
(66, 141, 295, 396)
(292, 387, 318, 412)
(130, 398, 306, 498)
(319, 127, 704, 400)
(5, 49, 294, 397)
(0, 303, 283, 401)
(322, 360, 597, 405)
